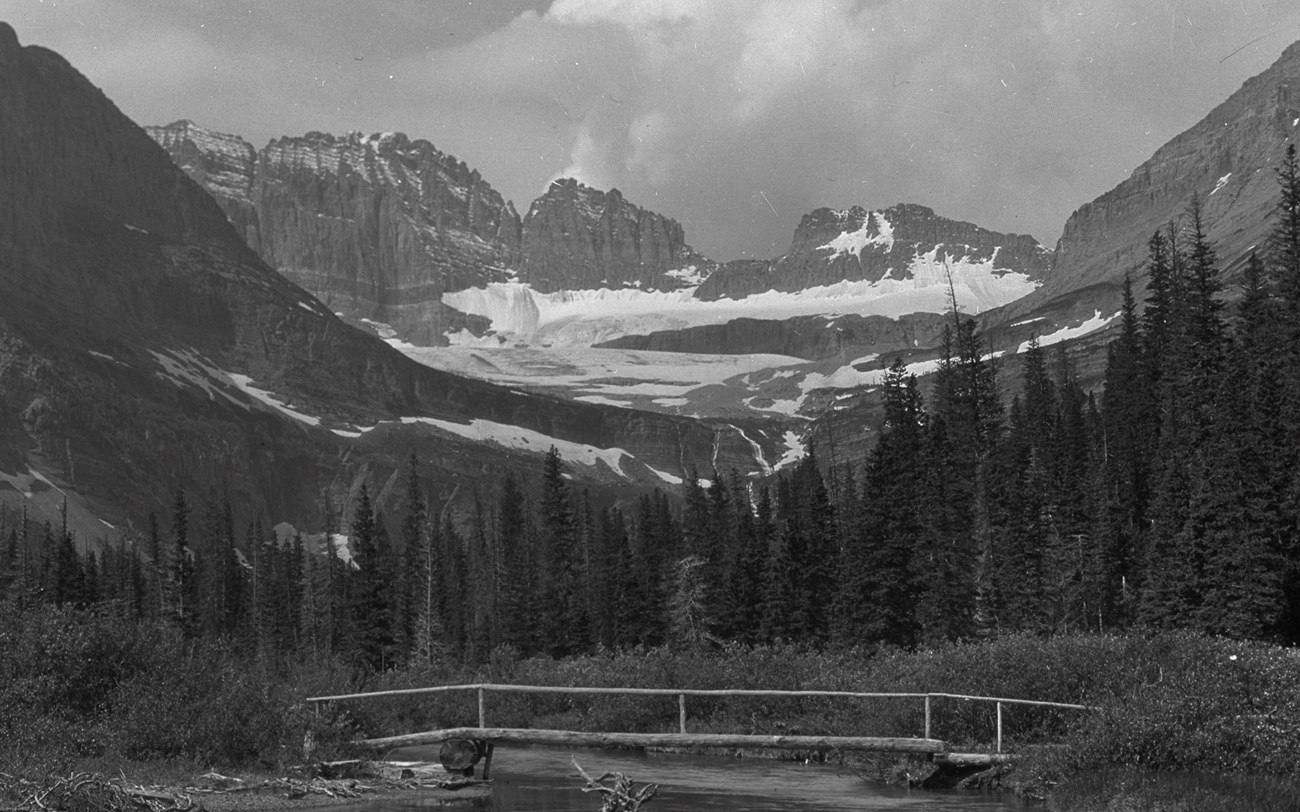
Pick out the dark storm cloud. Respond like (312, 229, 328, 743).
(7, 0, 1300, 259)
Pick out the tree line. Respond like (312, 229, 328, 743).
(4, 148, 1300, 664)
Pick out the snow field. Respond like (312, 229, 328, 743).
(440, 246, 1037, 348)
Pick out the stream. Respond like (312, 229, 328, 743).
(369, 744, 1033, 811)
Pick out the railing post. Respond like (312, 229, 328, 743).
(996, 701, 1003, 753)
(478, 687, 487, 729)
(923, 695, 931, 739)
(679, 693, 687, 734)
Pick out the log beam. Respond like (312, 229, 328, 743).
(360, 727, 947, 754)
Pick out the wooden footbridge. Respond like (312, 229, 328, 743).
(305, 683, 1093, 779)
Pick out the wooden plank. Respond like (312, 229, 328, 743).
(359, 727, 948, 754)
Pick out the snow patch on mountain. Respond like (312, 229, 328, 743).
(775, 431, 805, 470)
(665, 265, 707, 286)
(1018, 310, 1119, 353)
(648, 465, 684, 485)
(351, 416, 634, 477)
(228, 373, 323, 426)
(819, 211, 896, 258)
(150, 349, 247, 408)
(800, 357, 944, 395)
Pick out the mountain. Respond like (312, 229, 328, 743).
(981, 38, 1300, 365)
(699, 203, 1050, 300)
(149, 123, 1051, 349)
(0, 23, 785, 537)
(147, 125, 710, 342)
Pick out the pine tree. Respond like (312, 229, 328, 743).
(171, 488, 195, 635)
(1097, 274, 1148, 625)
(834, 359, 924, 646)
(538, 448, 588, 656)
(349, 484, 394, 669)
(497, 472, 537, 654)
(1271, 143, 1300, 307)
(398, 454, 428, 661)
(667, 555, 712, 650)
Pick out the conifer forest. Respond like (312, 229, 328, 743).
(5, 148, 1300, 669)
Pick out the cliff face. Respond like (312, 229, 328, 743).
(147, 121, 523, 344)
(518, 178, 707, 292)
(697, 203, 1052, 300)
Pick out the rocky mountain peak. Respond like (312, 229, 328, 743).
(147, 120, 257, 204)
(696, 201, 1051, 302)
(519, 178, 706, 292)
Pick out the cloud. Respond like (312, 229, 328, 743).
(11, 0, 1300, 261)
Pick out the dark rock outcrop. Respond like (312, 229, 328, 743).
(517, 178, 707, 292)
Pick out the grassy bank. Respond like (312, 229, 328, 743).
(4, 604, 1299, 811)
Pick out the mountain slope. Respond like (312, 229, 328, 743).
(981, 37, 1300, 361)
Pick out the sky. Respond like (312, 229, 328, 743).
(6, 1, 1300, 261)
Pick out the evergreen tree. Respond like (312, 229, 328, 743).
(349, 484, 394, 669)
(833, 359, 924, 647)
(497, 472, 538, 654)
(1098, 274, 1147, 625)
(538, 448, 588, 656)
(171, 488, 195, 635)
(398, 454, 429, 661)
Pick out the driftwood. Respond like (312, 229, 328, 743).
(571, 759, 656, 812)
(0, 772, 196, 812)
(0, 767, 480, 812)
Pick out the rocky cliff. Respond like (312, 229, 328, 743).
(1, 24, 782, 533)
(518, 178, 708, 292)
(147, 121, 523, 344)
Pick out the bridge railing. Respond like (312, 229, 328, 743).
(305, 683, 1095, 754)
